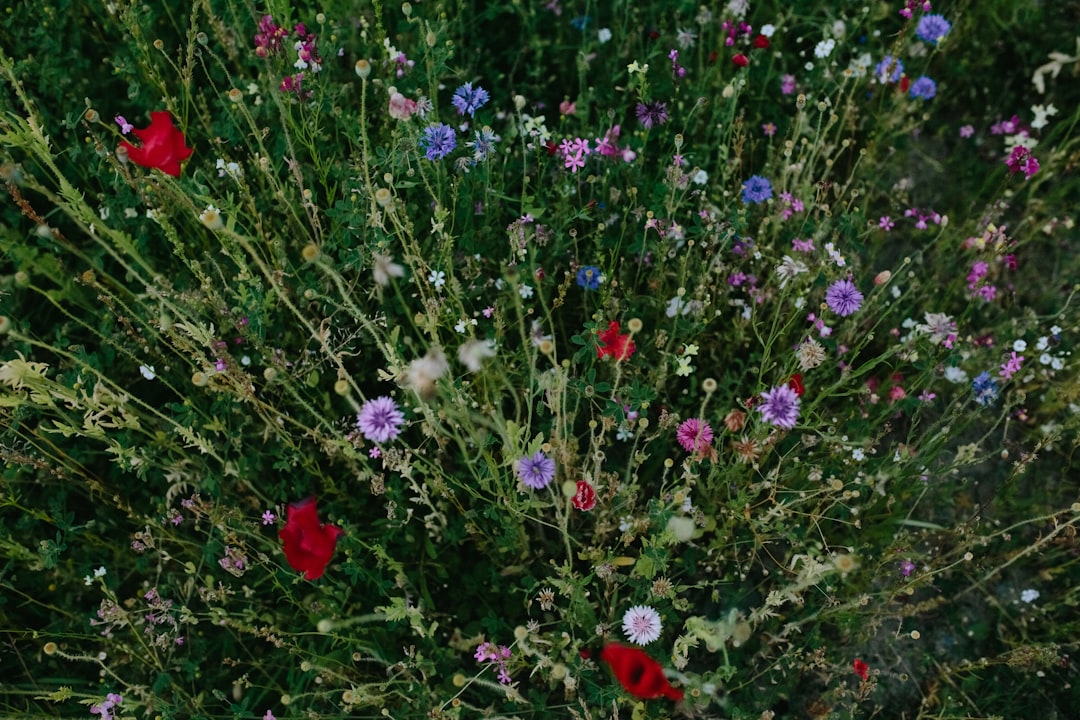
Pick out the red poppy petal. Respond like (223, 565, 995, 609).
(599, 643, 684, 702)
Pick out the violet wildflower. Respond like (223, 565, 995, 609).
(261, 510, 276, 525)
(758, 384, 801, 429)
(451, 82, 490, 116)
(420, 123, 456, 160)
(356, 396, 406, 443)
(741, 175, 773, 204)
(900, 559, 916, 577)
(1005, 146, 1040, 179)
(622, 604, 662, 645)
(959, 124, 974, 138)
(516, 451, 556, 489)
(999, 351, 1024, 379)
(576, 265, 603, 290)
(676, 418, 713, 455)
(874, 55, 904, 83)
(879, 216, 895, 231)
(915, 14, 951, 44)
(635, 101, 669, 129)
(909, 76, 937, 100)
(114, 115, 133, 134)
(972, 371, 999, 406)
(825, 278, 864, 316)
(780, 73, 796, 94)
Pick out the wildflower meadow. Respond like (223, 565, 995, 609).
(3, 0, 1080, 718)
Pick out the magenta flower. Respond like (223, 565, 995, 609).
(676, 418, 713, 454)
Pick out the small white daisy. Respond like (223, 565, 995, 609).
(622, 604, 662, 645)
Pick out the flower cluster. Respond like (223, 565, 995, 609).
(474, 641, 512, 684)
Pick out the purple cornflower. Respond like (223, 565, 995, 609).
(420, 123, 457, 160)
(451, 82, 490, 116)
(635, 101, 669, 129)
(825, 278, 864, 316)
(741, 175, 773, 204)
(757, 384, 800, 429)
(915, 14, 951, 44)
(356, 396, 406, 443)
(516, 451, 556, 489)
(909, 76, 937, 100)
(874, 55, 904, 83)
(576, 265, 602, 290)
(972, 371, 999, 406)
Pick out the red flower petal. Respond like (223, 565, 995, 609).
(119, 111, 193, 177)
(853, 658, 869, 681)
(571, 480, 596, 511)
(788, 373, 805, 397)
(279, 497, 344, 580)
(753, 34, 770, 49)
(599, 643, 683, 702)
(733, 53, 749, 67)
(597, 321, 636, 361)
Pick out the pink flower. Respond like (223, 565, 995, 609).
(676, 418, 713, 454)
(388, 91, 418, 120)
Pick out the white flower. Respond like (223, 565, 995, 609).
(1020, 588, 1040, 603)
(1030, 103, 1058, 130)
(518, 284, 534, 299)
(428, 270, 446, 288)
(373, 253, 405, 286)
(814, 38, 836, 58)
(1040, 352, 1053, 365)
(139, 364, 156, 380)
(944, 366, 968, 383)
(665, 296, 690, 318)
(851, 448, 865, 461)
(199, 205, 224, 230)
(775, 255, 808, 288)
(405, 347, 449, 400)
(454, 318, 476, 334)
(691, 169, 708, 185)
(597, 28, 612, 44)
(616, 425, 634, 441)
(760, 24, 776, 37)
(458, 339, 496, 372)
(622, 605, 662, 645)
(1012, 339, 1028, 352)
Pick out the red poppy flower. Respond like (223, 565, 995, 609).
(753, 34, 770, 49)
(278, 497, 344, 580)
(119, 111, 193, 177)
(597, 643, 683, 702)
(788, 373, 804, 397)
(597, 321, 635, 361)
(732, 53, 749, 67)
(853, 658, 869, 681)
(571, 480, 596, 511)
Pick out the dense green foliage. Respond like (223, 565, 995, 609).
(2, 1, 1079, 718)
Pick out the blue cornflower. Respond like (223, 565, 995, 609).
(874, 55, 904, 83)
(420, 123, 456, 160)
(570, 15, 592, 31)
(467, 126, 499, 162)
(915, 14, 951, 44)
(972, 371, 999, 406)
(451, 82, 490, 116)
(741, 175, 773, 205)
(576, 265, 603, 290)
(909, 76, 937, 100)
(516, 451, 556, 489)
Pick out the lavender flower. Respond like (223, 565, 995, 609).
(758, 384, 800, 429)
(622, 604, 662, 645)
(451, 82, 490, 116)
(915, 14, 951, 44)
(356, 396, 406, 443)
(874, 55, 904, 83)
(909, 76, 937, 100)
(741, 175, 773, 204)
(825, 278, 864, 316)
(516, 451, 556, 489)
(420, 123, 457, 160)
(635, 101, 669, 129)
